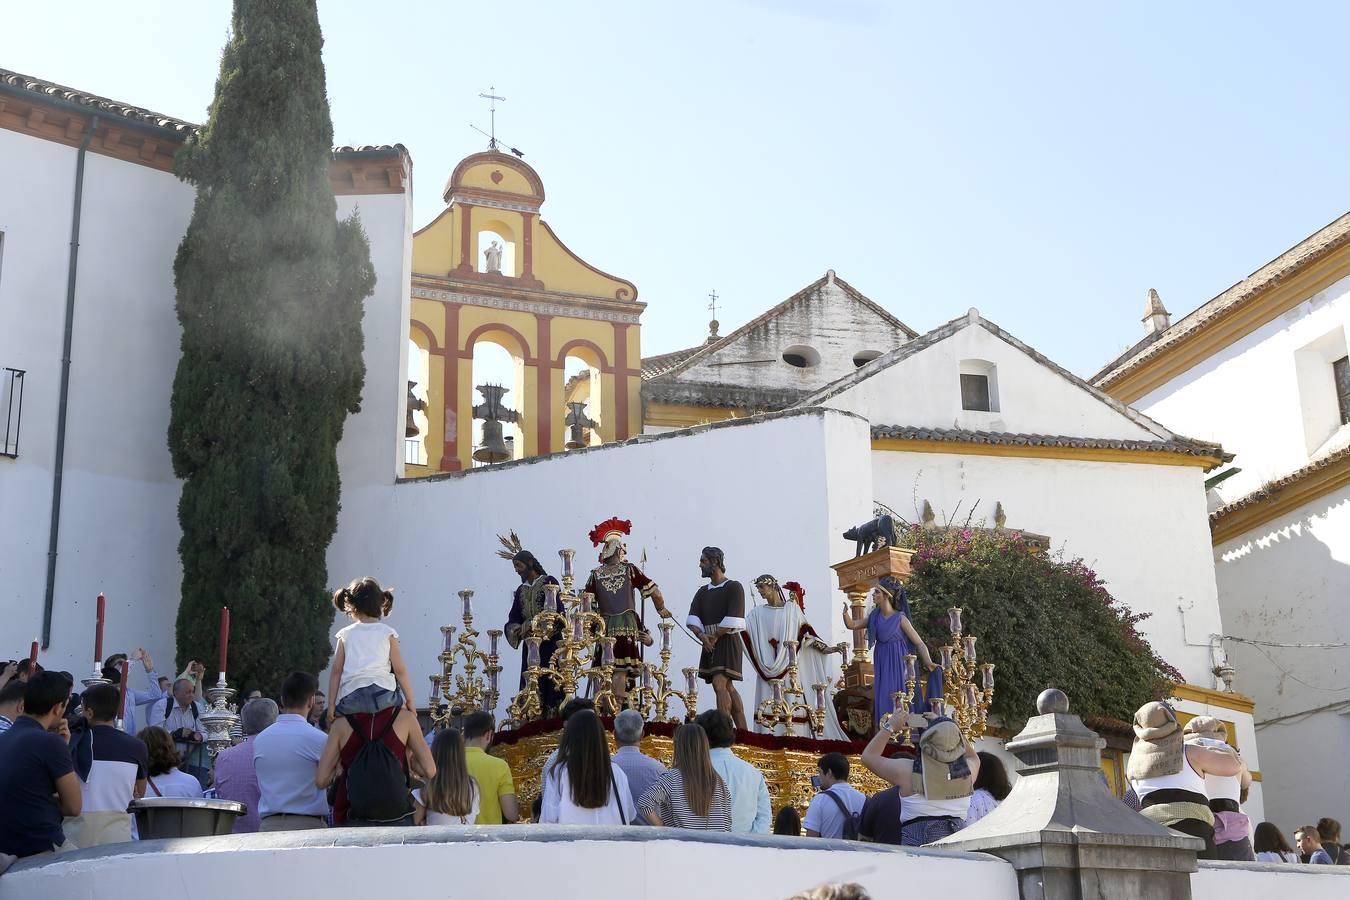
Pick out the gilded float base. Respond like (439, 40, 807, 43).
(490, 722, 897, 815)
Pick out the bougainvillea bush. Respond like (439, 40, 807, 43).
(901, 526, 1181, 731)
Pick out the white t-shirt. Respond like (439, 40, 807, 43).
(414, 783, 480, 825)
(148, 767, 205, 799)
(337, 621, 399, 698)
(540, 761, 636, 825)
(803, 784, 866, 838)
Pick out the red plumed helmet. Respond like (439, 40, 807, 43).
(783, 581, 806, 609)
(588, 517, 633, 547)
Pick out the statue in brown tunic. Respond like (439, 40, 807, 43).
(687, 546, 748, 730)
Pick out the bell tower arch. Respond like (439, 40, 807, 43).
(407, 151, 644, 473)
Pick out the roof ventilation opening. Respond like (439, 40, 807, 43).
(782, 345, 821, 368)
(853, 350, 884, 368)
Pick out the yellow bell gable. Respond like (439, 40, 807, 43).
(407, 151, 644, 474)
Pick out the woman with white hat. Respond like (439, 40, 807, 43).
(1181, 715, 1254, 860)
(1127, 702, 1242, 858)
(861, 713, 981, 846)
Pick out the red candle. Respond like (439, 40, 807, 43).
(94, 593, 106, 663)
(219, 606, 230, 675)
(28, 639, 38, 669)
(117, 659, 129, 721)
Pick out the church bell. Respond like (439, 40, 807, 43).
(474, 418, 512, 463)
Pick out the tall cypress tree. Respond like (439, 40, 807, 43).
(168, 0, 375, 692)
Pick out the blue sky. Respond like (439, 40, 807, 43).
(4, 1, 1348, 375)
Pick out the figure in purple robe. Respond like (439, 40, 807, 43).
(842, 576, 942, 729)
(502, 549, 563, 717)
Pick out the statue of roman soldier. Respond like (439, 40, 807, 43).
(582, 517, 670, 706)
(499, 532, 563, 717)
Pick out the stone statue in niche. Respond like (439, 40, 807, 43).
(484, 240, 504, 274)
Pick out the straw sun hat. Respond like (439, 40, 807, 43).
(1127, 701, 1183, 781)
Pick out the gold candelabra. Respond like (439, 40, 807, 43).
(428, 589, 503, 728)
(939, 606, 994, 741)
(504, 549, 699, 726)
(754, 640, 829, 738)
(877, 607, 994, 745)
(629, 621, 698, 723)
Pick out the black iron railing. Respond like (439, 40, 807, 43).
(2, 367, 23, 458)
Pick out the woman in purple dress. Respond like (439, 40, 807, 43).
(842, 576, 942, 728)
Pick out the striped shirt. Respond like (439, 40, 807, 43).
(638, 769, 732, 831)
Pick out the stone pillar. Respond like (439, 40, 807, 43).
(932, 689, 1202, 900)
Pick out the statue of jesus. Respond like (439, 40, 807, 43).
(744, 576, 848, 740)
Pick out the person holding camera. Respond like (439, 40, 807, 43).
(159, 673, 210, 789)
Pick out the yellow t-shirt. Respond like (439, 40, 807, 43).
(465, 746, 515, 824)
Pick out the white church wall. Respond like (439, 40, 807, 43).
(1133, 273, 1350, 503)
(869, 449, 1226, 688)
(333, 189, 415, 486)
(326, 408, 875, 720)
(0, 120, 415, 676)
(826, 322, 1164, 442)
(0, 130, 195, 671)
(674, 277, 910, 394)
(1213, 481, 1350, 829)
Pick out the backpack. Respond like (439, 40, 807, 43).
(823, 787, 861, 840)
(343, 712, 413, 822)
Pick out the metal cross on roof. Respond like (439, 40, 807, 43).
(478, 86, 506, 150)
(707, 290, 720, 320)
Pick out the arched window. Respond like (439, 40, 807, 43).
(853, 350, 884, 368)
(476, 220, 517, 276)
(562, 354, 602, 448)
(470, 337, 525, 464)
(959, 359, 999, 413)
(405, 337, 431, 466)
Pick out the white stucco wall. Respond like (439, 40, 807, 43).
(672, 276, 911, 393)
(0, 124, 413, 678)
(0, 129, 195, 673)
(326, 408, 874, 720)
(1134, 274, 1350, 503)
(0, 830, 1021, 900)
(1213, 483, 1350, 828)
(869, 449, 1227, 689)
(827, 322, 1164, 441)
(1192, 860, 1350, 900)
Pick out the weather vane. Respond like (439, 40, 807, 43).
(708, 290, 720, 321)
(478, 86, 506, 149)
(471, 86, 525, 158)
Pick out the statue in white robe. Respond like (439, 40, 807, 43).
(743, 575, 848, 740)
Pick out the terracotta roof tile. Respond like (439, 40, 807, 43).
(871, 425, 1228, 460)
(1092, 213, 1350, 387)
(1209, 444, 1350, 523)
(0, 66, 406, 160)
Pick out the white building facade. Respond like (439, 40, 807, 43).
(0, 68, 413, 677)
(1094, 213, 1350, 828)
(0, 67, 1260, 817)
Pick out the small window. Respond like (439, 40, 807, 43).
(853, 350, 884, 368)
(782, 345, 821, 368)
(1335, 356, 1350, 425)
(961, 373, 991, 412)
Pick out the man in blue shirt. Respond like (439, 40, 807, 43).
(253, 672, 329, 831)
(0, 672, 82, 858)
(101, 649, 166, 734)
(696, 709, 771, 833)
(611, 709, 666, 813)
